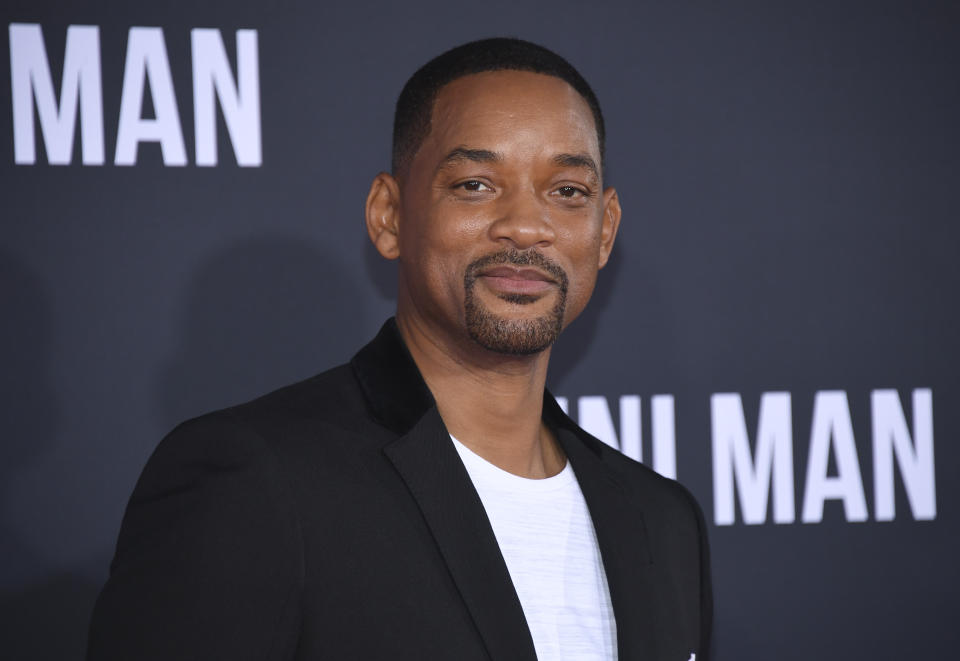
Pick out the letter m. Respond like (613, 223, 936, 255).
(9, 24, 104, 165)
(712, 392, 795, 525)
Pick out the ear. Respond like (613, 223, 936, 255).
(597, 187, 622, 269)
(365, 172, 402, 260)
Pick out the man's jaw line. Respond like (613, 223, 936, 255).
(395, 304, 554, 390)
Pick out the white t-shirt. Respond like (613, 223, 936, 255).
(450, 435, 618, 661)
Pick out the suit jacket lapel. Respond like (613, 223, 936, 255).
(352, 320, 537, 661)
(350, 318, 434, 436)
(546, 397, 661, 661)
(383, 409, 538, 661)
(352, 320, 662, 661)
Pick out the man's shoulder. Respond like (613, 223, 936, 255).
(199, 359, 366, 423)
(154, 361, 379, 466)
(563, 418, 706, 531)
(232, 361, 369, 427)
(546, 395, 700, 520)
(145, 319, 423, 481)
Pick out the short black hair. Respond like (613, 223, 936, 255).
(392, 37, 605, 176)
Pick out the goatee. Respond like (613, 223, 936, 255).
(463, 249, 569, 355)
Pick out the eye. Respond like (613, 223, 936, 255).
(457, 180, 492, 192)
(556, 185, 587, 198)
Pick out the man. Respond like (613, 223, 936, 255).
(88, 38, 712, 661)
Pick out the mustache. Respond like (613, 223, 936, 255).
(464, 249, 569, 290)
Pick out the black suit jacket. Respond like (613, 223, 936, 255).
(88, 319, 712, 660)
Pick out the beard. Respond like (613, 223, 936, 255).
(463, 249, 569, 355)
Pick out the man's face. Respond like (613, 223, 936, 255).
(391, 70, 620, 355)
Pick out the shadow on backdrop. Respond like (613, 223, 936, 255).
(0, 251, 100, 660)
(549, 241, 623, 388)
(364, 231, 398, 303)
(157, 234, 367, 430)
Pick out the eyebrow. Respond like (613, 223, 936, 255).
(437, 147, 502, 172)
(552, 153, 600, 180)
(435, 147, 600, 181)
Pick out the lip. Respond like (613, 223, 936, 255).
(480, 266, 554, 281)
(478, 266, 555, 296)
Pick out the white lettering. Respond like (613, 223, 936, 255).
(712, 392, 795, 525)
(574, 395, 676, 477)
(578, 395, 628, 452)
(872, 389, 936, 521)
(801, 391, 868, 523)
(651, 394, 676, 479)
(618, 395, 642, 462)
(114, 27, 186, 166)
(191, 29, 261, 166)
(9, 23, 104, 165)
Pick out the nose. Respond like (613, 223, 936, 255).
(487, 189, 556, 250)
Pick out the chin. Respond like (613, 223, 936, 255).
(464, 295, 566, 356)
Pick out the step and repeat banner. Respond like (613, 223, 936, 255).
(2, 1, 957, 659)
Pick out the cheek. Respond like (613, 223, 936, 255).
(417, 205, 488, 266)
(564, 267, 599, 322)
(403, 240, 460, 298)
(556, 224, 605, 322)
(399, 211, 477, 305)
(556, 220, 604, 269)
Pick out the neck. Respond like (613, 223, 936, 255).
(396, 310, 565, 479)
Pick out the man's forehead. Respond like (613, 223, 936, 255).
(432, 70, 593, 122)
(424, 71, 601, 159)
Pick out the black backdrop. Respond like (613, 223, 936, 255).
(2, 1, 958, 659)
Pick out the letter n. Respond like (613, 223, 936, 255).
(872, 389, 936, 521)
(191, 29, 261, 166)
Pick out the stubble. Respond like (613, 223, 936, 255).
(463, 249, 569, 355)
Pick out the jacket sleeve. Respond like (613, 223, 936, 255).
(87, 413, 303, 661)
